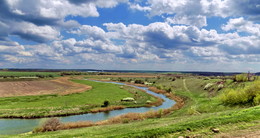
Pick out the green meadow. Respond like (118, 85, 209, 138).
(0, 71, 59, 77)
(0, 80, 157, 118)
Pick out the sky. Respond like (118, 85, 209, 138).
(0, 0, 260, 72)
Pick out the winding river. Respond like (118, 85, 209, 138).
(0, 80, 176, 135)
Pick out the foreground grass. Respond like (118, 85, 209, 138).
(5, 106, 259, 138)
(0, 80, 157, 118)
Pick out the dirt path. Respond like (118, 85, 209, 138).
(183, 79, 190, 92)
(0, 77, 91, 97)
(183, 79, 200, 114)
(214, 125, 260, 138)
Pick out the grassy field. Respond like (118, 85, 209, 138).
(0, 80, 157, 118)
(4, 75, 259, 137)
(1, 74, 260, 137)
(0, 71, 59, 77)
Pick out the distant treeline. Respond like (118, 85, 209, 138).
(60, 71, 113, 76)
(1, 68, 260, 76)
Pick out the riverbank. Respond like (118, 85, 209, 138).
(31, 81, 183, 132)
(18, 106, 259, 138)
(0, 79, 160, 119)
(0, 79, 177, 135)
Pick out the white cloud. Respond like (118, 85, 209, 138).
(129, 3, 151, 12)
(166, 15, 207, 28)
(0, 0, 260, 71)
(130, 0, 260, 27)
(70, 25, 107, 40)
(0, 0, 128, 43)
(222, 17, 260, 36)
(10, 21, 60, 42)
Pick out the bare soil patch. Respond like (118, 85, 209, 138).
(214, 125, 260, 138)
(0, 77, 91, 97)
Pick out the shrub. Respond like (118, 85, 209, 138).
(36, 74, 45, 78)
(234, 74, 248, 82)
(220, 89, 249, 105)
(102, 100, 110, 107)
(135, 79, 144, 84)
(253, 95, 260, 105)
(34, 118, 62, 133)
(165, 87, 172, 93)
(156, 84, 163, 90)
(220, 81, 260, 105)
(157, 109, 163, 118)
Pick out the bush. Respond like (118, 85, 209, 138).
(253, 95, 260, 105)
(234, 74, 248, 82)
(220, 81, 260, 105)
(220, 89, 249, 105)
(134, 79, 144, 84)
(36, 74, 45, 78)
(102, 100, 110, 107)
(165, 87, 172, 93)
(34, 118, 62, 133)
(156, 84, 163, 90)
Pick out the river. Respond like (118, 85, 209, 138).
(0, 80, 175, 135)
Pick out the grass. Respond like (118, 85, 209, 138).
(1, 74, 260, 137)
(0, 80, 157, 118)
(5, 106, 259, 138)
(0, 71, 59, 77)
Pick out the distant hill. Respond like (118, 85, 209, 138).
(0, 68, 248, 76)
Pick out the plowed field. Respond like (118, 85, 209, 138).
(0, 77, 91, 97)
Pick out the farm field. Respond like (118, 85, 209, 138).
(0, 77, 91, 97)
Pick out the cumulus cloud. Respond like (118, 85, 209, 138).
(70, 25, 107, 41)
(220, 36, 260, 55)
(222, 17, 260, 36)
(128, 3, 151, 12)
(0, 40, 35, 64)
(10, 21, 60, 43)
(0, 0, 260, 71)
(102, 22, 260, 64)
(130, 0, 260, 27)
(105, 22, 219, 49)
(166, 15, 207, 28)
(0, 0, 127, 43)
